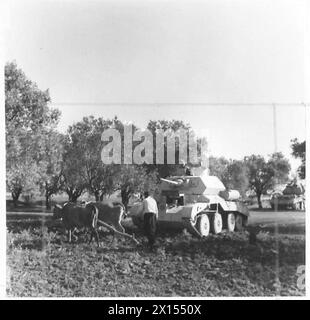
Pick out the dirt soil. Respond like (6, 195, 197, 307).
(6, 211, 305, 297)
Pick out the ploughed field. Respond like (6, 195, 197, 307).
(6, 210, 305, 297)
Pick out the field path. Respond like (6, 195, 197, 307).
(249, 210, 305, 225)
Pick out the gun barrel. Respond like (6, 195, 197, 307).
(160, 178, 180, 185)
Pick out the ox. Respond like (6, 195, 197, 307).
(88, 201, 125, 242)
(96, 201, 126, 232)
(87, 201, 139, 245)
(53, 202, 100, 246)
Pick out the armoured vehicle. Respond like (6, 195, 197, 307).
(270, 180, 305, 211)
(129, 170, 249, 237)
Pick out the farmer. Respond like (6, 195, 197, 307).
(142, 191, 158, 249)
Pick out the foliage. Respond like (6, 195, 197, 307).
(208, 156, 230, 183)
(5, 62, 61, 205)
(62, 116, 124, 201)
(209, 157, 249, 197)
(225, 160, 249, 196)
(291, 138, 305, 179)
(61, 136, 87, 202)
(146, 120, 196, 178)
(6, 162, 41, 203)
(115, 165, 159, 208)
(38, 131, 65, 208)
(5, 62, 60, 132)
(6, 128, 53, 204)
(61, 116, 161, 204)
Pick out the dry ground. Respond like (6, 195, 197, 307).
(6, 210, 305, 297)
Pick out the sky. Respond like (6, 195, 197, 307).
(4, 0, 308, 170)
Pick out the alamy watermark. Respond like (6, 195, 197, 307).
(100, 124, 209, 167)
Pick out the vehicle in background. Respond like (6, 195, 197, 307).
(270, 180, 305, 211)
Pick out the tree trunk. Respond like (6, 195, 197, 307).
(95, 192, 100, 202)
(99, 193, 104, 201)
(45, 192, 51, 209)
(257, 192, 263, 209)
(66, 187, 82, 203)
(70, 193, 80, 203)
(66, 190, 73, 202)
(121, 189, 130, 210)
(12, 192, 20, 207)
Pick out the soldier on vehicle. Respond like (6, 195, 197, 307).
(185, 165, 192, 176)
(180, 160, 192, 176)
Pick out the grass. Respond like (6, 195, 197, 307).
(6, 213, 305, 297)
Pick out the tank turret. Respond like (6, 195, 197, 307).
(160, 175, 226, 195)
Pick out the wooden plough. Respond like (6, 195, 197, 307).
(97, 219, 140, 245)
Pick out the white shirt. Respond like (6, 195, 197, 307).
(143, 196, 158, 217)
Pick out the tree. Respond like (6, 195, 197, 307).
(5, 62, 60, 132)
(101, 118, 159, 207)
(115, 165, 159, 209)
(244, 153, 290, 208)
(61, 136, 87, 202)
(61, 116, 159, 204)
(38, 130, 65, 208)
(146, 119, 197, 178)
(291, 138, 305, 179)
(6, 162, 41, 206)
(208, 156, 230, 184)
(225, 160, 249, 196)
(5, 62, 61, 205)
(6, 127, 55, 206)
(209, 157, 249, 197)
(63, 116, 121, 202)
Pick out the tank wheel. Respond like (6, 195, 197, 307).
(235, 214, 243, 231)
(225, 213, 236, 232)
(211, 213, 223, 234)
(196, 214, 210, 237)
